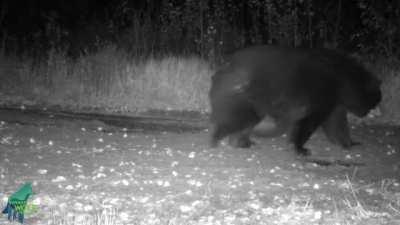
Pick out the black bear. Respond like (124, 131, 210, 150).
(209, 45, 381, 156)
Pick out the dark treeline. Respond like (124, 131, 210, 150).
(0, 0, 399, 59)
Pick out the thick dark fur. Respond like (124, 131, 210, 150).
(209, 45, 381, 155)
(254, 106, 358, 148)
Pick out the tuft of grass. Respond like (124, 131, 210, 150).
(49, 208, 118, 225)
(370, 57, 400, 124)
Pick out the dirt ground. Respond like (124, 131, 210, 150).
(0, 108, 399, 225)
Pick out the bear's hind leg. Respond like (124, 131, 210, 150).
(321, 106, 360, 148)
(289, 110, 331, 156)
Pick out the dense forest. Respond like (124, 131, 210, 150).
(1, 0, 399, 59)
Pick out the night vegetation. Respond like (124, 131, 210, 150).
(0, 0, 399, 122)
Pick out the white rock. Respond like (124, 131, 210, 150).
(188, 152, 196, 158)
(52, 176, 67, 182)
(122, 179, 129, 186)
(179, 205, 192, 213)
(83, 205, 93, 212)
(38, 169, 48, 175)
(119, 211, 130, 221)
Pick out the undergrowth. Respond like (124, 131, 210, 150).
(0, 46, 213, 114)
